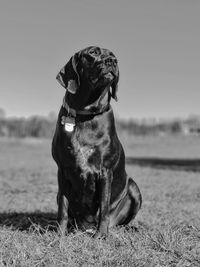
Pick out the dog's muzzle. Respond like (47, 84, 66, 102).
(89, 57, 116, 85)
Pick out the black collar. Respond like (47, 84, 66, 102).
(62, 86, 111, 118)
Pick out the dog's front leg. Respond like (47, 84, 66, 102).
(57, 192, 69, 234)
(96, 168, 112, 237)
(57, 169, 69, 235)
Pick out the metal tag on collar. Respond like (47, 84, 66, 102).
(61, 116, 75, 132)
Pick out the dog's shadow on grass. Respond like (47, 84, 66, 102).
(0, 212, 144, 235)
(0, 212, 58, 232)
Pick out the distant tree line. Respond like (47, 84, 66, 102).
(0, 115, 185, 139)
(0, 108, 199, 138)
(116, 119, 182, 136)
(0, 115, 57, 138)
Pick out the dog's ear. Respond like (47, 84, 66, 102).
(111, 67, 119, 101)
(56, 53, 80, 94)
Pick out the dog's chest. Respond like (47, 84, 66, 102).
(74, 143, 95, 172)
(70, 122, 104, 175)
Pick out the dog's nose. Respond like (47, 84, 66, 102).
(104, 57, 112, 66)
(104, 57, 117, 67)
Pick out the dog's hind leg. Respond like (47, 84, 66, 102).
(109, 178, 142, 227)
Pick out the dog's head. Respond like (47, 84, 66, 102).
(56, 46, 119, 110)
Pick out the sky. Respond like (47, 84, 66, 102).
(0, 0, 200, 119)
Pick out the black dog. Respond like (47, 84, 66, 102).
(52, 46, 142, 237)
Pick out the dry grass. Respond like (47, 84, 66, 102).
(0, 137, 200, 266)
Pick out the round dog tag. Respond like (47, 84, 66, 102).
(64, 123, 74, 132)
(61, 116, 75, 132)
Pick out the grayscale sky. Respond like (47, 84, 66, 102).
(0, 0, 200, 119)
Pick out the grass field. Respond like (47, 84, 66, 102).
(0, 136, 200, 266)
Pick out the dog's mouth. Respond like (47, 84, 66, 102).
(104, 72, 114, 81)
(90, 71, 114, 86)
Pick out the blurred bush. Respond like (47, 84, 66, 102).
(116, 119, 182, 136)
(0, 113, 57, 138)
(0, 107, 199, 138)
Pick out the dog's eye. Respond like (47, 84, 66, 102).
(89, 48, 100, 56)
(89, 49, 95, 54)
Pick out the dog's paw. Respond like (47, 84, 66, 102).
(93, 231, 108, 239)
(85, 228, 95, 234)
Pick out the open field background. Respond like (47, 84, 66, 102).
(0, 136, 200, 266)
(120, 134, 200, 159)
